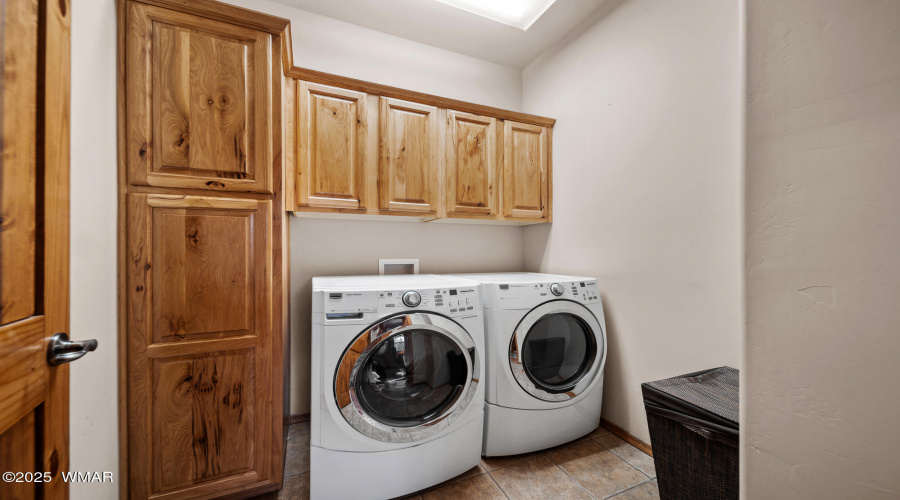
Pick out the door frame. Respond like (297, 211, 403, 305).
(42, 0, 72, 497)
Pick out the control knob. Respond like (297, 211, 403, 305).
(402, 290, 422, 307)
(550, 283, 565, 296)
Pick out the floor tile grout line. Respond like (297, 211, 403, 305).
(592, 436, 654, 479)
(544, 452, 599, 500)
(485, 469, 512, 500)
(603, 479, 653, 500)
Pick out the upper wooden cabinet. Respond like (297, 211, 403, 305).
(296, 82, 372, 210)
(445, 111, 499, 218)
(379, 98, 442, 214)
(503, 121, 550, 220)
(125, 2, 273, 193)
(288, 77, 553, 223)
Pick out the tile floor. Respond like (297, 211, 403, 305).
(257, 422, 659, 500)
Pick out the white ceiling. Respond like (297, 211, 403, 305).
(269, 0, 610, 68)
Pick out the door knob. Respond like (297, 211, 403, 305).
(47, 333, 98, 366)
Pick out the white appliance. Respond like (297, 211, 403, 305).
(311, 275, 486, 500)
(451, 273, 607, 456)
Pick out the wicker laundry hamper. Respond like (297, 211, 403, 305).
(642, 367, 739, 500)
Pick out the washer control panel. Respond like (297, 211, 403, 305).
(323, 287, 481, 319)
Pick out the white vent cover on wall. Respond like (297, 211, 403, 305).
(379, 259, 420, 275)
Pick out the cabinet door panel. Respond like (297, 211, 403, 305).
(127, 194, 272, 499)
(379, 98, 440, 213)
(503, 121, 548, 219)
(297, 82, 368, 209)
(446, 111, 497, 216)
(126, 3, 272, 193)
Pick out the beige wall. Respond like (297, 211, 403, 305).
(521, 0, 743, 443)
(744, 0, 900, 497)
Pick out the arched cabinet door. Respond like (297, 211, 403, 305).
(125, 2, 273, 193)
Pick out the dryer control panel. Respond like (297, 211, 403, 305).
(485, 280, 601, 309)
(323, 287, 481, 320)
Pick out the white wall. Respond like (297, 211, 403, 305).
(223, 0, 522, 111)
(68, 2, 525, 496)
(521, 0, 743, 442)
(69, 0, 119, 498)
(744, 0, 900, 498)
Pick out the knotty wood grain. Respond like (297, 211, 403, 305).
(126, 193, 274, 499)
(289, 66, 555, 128)
(446, 111, 498, 216)
(0, 0, 38, 326)
(503, 120, 548, 220)
(297, 82, 369, 210)
(128, 3, 272, 193)
(379, 97, 441, 214)
(119, 2, 286, 498)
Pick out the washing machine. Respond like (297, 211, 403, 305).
(451, 273, 607, 457)
(310, 275, 485, 500)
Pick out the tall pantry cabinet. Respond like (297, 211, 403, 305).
(118, 1, 290, 498)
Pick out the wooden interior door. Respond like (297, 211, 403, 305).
(502, 121, 548, 220)
(446, 110, 498, 217)
(379, 97, 441, 213)
(296, 81, 370, 210)
(1, 0, 73, 498)
(125, 2, 273, 194)
(125, 194, 275, 499)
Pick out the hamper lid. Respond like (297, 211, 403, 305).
(643, 366, 739, 428)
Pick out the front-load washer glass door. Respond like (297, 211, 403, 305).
(509, 301, 605, 402)
(335, 313, 480, 442)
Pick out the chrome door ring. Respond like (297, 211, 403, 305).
(334, 313, 480, 443)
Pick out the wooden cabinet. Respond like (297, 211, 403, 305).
(120, 1, 288, 498)
(445, 111, 499, 217)
(125, 194, 276, 499)
(502, 121, 550, 221)
(125, 2, 273, 193)
(288, 77, 553, 223)
(379, 98, 442, 214)
(295, 82, 372, 210)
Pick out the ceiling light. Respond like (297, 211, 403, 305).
(433, 0, 557, 30)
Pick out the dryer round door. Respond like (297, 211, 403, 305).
(509, 300, 606, 403)
(334, 313, 480, 443)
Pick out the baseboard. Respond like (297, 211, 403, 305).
(601, 418, 652, 457)
(288, 412, 310, 425)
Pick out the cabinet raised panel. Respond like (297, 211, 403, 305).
(126, 194, 274, 499)
(503, 121, 549, 220)
(296, 82, 369, 210)
(126, 3, 272, 193)
(379, 97, 441, 213)
(446, 111, 498, 217)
